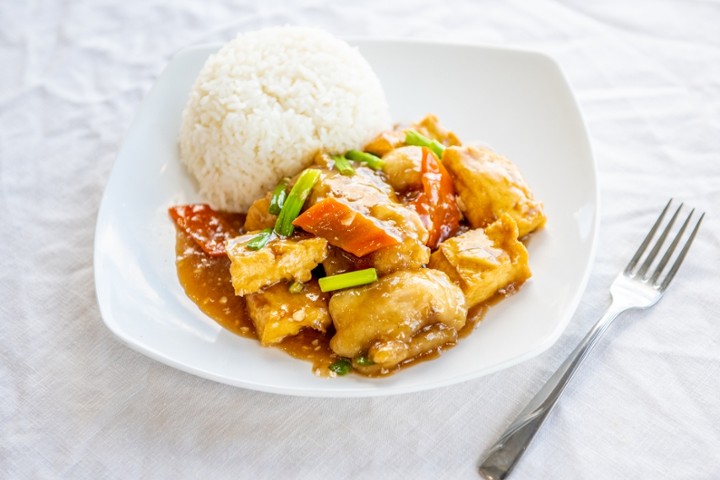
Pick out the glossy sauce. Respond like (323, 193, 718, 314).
(174, 216, 342, 374)
(175, 214, 254, 337)
(174, 212, 508, 377)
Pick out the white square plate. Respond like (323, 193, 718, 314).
(94, 39, 597, 397)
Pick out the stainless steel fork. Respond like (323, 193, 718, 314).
(478, 199, 704, 480)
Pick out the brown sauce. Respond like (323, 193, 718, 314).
(174, 211, 517, 377)
(174, 217, 342, 374)
(175, 227, 255, 337)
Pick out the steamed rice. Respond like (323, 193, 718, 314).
(179, 26, 392, 212)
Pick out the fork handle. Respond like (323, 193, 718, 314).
(477, 302, 628, 480)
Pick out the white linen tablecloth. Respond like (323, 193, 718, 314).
(2, 1, 719, 478)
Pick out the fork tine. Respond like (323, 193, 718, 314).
(650, 208, 694, 284)
(636, 202, 683, 278)
(625, 199, 672, 275)
(658, 211, 704, 290)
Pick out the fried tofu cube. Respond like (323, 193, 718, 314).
(428, 214, 531, 308)
(246, 281, 331, 345)
(412, 114, 462, 147)
(226, 235, 328, 296)
(442, 145, 546, 237)
(243, 193, 276, 231)
(363, 128, 406, 157)
(364, 115, 461, 157)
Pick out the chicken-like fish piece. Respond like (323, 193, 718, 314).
(329, 269, 467, 369)
(308, 165, 429, 272)
(369, 237, 430, 275)
(246, 281, 331, 345)
(442, 145, 546, 237)
(381, 146, 424, 192)
(321, 237, 430, 277)
(226, 234, 328, 296)
(428, 214, 531, 308)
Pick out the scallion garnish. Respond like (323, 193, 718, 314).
(404, 129, 445, 159)
(329, 358, 352, 376)
(269, 178, 289, 215)
(318, 268, 378, 292)
(288, 281, 305, 294)
(246, 228, 274, 250)
(274, 169, 321, 237)
(354, 355, 375, 366)
(332, 155, 355, 176)
(346, 150, 384, 170)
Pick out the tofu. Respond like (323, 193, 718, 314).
(243, 193, 276, 231)
(363, 129, 406, 157)
(246, 281, 331, 345)
(428, 214, 531, 308)
(412, 114, 462, 147)
(442, 145, 546, 237)
(226, 234, 328, 296)
(363, 114, 460, 157)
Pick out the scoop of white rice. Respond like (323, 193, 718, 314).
(179, 26, 392, 212)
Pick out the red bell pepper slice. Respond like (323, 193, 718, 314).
(411, 147, 461, 249)
(292, 197, 400, 257)
(168, 204, 235, 256)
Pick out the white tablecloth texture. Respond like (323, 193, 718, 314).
(2, 1, 719, 478)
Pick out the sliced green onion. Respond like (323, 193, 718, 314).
(269, 178, 289, 215)
(288, 281, 305, 294)
(332, 155, 355, 176)
(404, 129, 445, 159)
(246, 228, 274, 251)
(318, 268, 378, 292)
(346, 150, 384, 170)
(354, 355, 375, 366)
(329, 358, 352, 376)
(274, 169, 321, 237)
